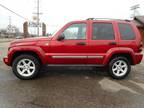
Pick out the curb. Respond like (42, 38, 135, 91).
(0, 39, 14, 43)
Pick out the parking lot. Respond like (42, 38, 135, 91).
(0, 42, 144, 108)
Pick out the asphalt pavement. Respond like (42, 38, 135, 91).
(0, 42, 144, 108)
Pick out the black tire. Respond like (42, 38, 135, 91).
(12, 54, 41, 80)
(108, 57, 131, 79)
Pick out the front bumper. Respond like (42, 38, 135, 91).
(3, 57, 10, 66)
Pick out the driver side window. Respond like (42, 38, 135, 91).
(63, 23, 86, 40)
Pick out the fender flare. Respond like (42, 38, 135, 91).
(103, 47, 135, 65)
(8, 46, 46, 65)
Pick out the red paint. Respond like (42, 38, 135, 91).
(3, 20, 143, 66)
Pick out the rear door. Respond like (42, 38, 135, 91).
(87, 21, 119, 64)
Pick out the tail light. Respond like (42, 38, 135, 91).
(138, 42, 143, 52)
(140, 42, 143, 47)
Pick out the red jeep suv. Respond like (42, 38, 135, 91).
(3, 18, 143, 80)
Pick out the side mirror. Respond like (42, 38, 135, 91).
(57, 34, 65, 41)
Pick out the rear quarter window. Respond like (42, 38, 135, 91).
(118, 23, 136, 40)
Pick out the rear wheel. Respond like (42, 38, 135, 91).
(12, 55, 41, 80)
(108, 57, 131, 79)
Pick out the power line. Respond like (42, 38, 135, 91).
(0, 3, 28, 20)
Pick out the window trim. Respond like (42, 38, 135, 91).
(118, 23, 136, 40)
(62, 23, 87, 40)
(91, 22, 115, 40)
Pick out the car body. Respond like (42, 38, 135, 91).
(3, 18, 143, 80)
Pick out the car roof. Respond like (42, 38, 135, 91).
(71, 18, 132, 24)
(86, 18, 130, 22)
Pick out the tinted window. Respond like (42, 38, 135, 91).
(119, 23, 135, 40)
(63, 23, 86, 39)
(92, 23, 115, 40)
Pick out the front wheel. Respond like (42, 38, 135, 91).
(12, 55, 41, 80)
(108, 57, 131, 79)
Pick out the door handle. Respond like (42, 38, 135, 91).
(76, 42, 86, 45)
(109, 42, 117, 45)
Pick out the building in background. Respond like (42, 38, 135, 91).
(132, 16, 144, 45)
(0, 25, 20, 38)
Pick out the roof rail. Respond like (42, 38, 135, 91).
(86, 18, 131, 22)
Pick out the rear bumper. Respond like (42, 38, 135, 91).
(3, 57, 11, 66)
(134, 53, 143, 65)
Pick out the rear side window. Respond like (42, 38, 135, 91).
(92, 23, 115, 40)
(118, 23, 136, 40)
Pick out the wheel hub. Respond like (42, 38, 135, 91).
(112, 60, 128, 77)
(17, 59, 36, 77)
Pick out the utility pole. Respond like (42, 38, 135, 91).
(33, 0, 42, 36)
(7, 16, 11, 37)
(9, 16, 11, 26)
(7, 16, 13, 37)
(130, 4, 140, 18)
(37, 0, 39, 36)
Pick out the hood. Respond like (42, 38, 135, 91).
(10, 36, 53, 47)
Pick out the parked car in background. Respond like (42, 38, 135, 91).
(3, 18, 143, 80)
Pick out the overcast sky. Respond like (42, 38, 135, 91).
(0, 0, 144, 33)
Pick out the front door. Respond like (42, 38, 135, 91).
(47, 22, 89, 64)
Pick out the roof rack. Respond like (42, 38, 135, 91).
(86, 18, 131, 22)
